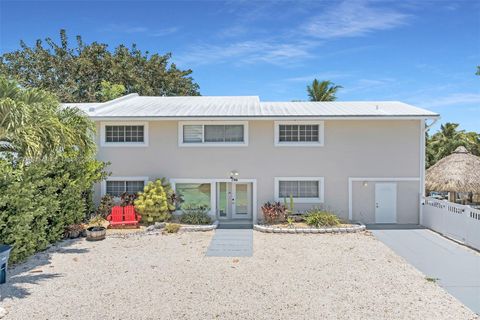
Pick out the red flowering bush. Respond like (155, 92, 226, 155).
(261, 202, 287, 224)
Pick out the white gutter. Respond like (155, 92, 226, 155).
(90, 115, 440, 121)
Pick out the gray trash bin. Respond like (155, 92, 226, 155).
(0, 245, 12, 284)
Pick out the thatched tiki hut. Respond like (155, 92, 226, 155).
(426, 146, 480, 203)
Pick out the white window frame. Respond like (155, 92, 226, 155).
(274, 177, 325, 203)
(100, 121, 149, 147)
(178, 121, 249, 147)
(274, 121, 324, 147)
(101, 176, 149, 198)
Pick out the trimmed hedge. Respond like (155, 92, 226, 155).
(0, 154, 107, 264)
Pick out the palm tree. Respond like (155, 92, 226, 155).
(426, 123, 472, 168)
(0, 77, 95, 159)
(306, 79, 342, 101)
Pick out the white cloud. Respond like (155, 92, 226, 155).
(100, 24, 178, 37)
(302, 0, 410, 39)
(151, 27, 179, 37)
(177, 39, 317, 67)
(179, 0, 411, 67)
(418, 93, 480, 108)
(285, 72, 351, 82)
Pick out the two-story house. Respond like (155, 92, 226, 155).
(69, 94, 439, 226)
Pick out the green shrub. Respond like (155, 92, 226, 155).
(304, 210, 341, 227)
(134, 179, 175, 223)
(180, 205, 211, 225)
(0, 154, 107, 264)
(164, 223, 181, 233)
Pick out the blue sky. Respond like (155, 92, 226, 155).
(1, 0, 479, 132)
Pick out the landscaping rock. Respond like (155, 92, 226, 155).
(146, 225, 155, 232)
(154, 222, 165, 229)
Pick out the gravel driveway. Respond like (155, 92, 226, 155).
(0, 231, 477, 320)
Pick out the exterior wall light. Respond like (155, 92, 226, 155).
(363, 181, 368, 187)
(230, 170, 239, 182)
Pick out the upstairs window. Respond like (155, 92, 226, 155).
(101, 122, 148, 147)
(105, 125, 144, 143)
(179, 122, 248, 146)
(275, 121, 324, 147)
(279, 124, 318, 142)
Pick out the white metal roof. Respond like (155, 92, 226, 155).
(62, 102, 103, 113)
(63, 93, 439, 119)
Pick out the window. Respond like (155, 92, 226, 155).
(175, 183, 211, 210)
(101, 122, 148, 146)
(205, 125, 244, 142)
(106, 180, 145, 197)
(275, 121, 324, 146)
(179, 122, 248, 146)
(279, 125, 318, 142)
(275, 177, 324, 203)
(279, 181, 319, 198)
(105, 125, 144, 143)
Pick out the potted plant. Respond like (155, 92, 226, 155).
(64, 224, 85, 239)
(86, 215, 107, 241)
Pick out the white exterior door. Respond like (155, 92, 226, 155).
(232, 183, 252, 219)
(375, 183, 397, 223)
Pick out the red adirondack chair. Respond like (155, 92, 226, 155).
(123, 205, 141, 227)
(107, 206, 123, 226)
(106, 205, 141, 228)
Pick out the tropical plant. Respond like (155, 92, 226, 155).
(89, 215, 107, 227)
(96, 194, 114, 218)
(304, 209, 340, 227)
(426, 123, 480, 168)
(306, 79, 342, 101)
(180, 205, 211, 225)
(120, 192, 137, 207)
(261, 202, 287, 224)
(134, 179, 175, 223)
(0, 77, 96, 159)
(286, 216, 294, 227)
(0, 29, 200, 103)
(0, 79, 108, 263)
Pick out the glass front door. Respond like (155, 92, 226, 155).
(216, 182, 252, 220)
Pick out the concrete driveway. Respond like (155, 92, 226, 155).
(371, 226, 480, 315)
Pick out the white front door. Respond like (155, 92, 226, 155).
(232, 183, 252, 219)
(375, 183, 397, 223)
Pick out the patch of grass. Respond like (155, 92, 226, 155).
(164, 223, 181, 233)
(425, 277, 439, 283)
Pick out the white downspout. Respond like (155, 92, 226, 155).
(420, 117, 439, 224)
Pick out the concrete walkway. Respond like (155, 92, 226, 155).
(372, 227, 480, 314)
(206, 229, 253, 257)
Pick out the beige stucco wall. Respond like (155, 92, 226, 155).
(93, 119, 422, 223)
(352, 181, 420, 224)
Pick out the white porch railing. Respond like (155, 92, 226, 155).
(422, 196, 480, 250)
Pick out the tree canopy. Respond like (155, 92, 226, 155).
(0, 29, 200, 103)
(426, 122, 480, 168)
(307, 79, 342, 101)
